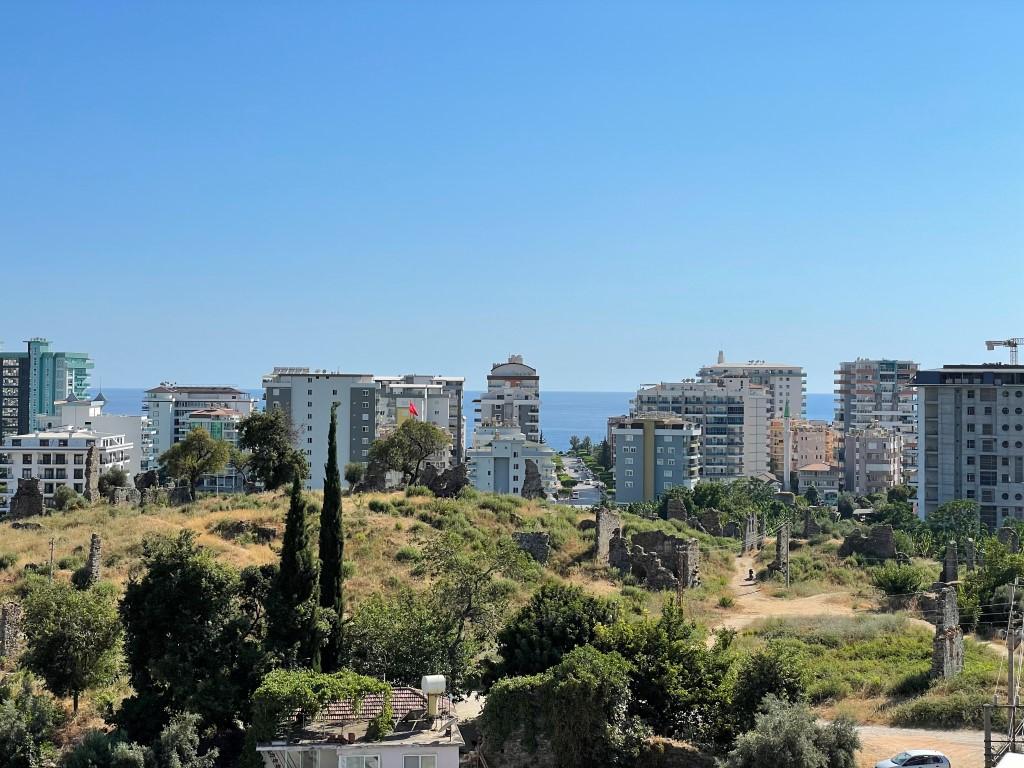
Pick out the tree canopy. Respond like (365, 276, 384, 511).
(21, 581, 122, 712)
(237, 409, 308, 490)
(157, 427, 229, 501)
(367, 420, 450, 487)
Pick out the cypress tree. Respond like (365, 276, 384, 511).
(319, 402, 344, 671)
(273, 476, 321, 669)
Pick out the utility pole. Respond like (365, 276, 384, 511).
(48, 537, 55, 582)
(1009, 578, 1019, 750)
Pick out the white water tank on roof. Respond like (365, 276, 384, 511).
(420, 675, 446, 694)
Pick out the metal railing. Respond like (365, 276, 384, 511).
(985, 704, 1024, 767)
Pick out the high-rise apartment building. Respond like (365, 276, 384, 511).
(835, 358, 919, 486)
(697, 352, 806, 419)
(143, 384, 256, 490)
(843, 425, 903, 496)
(262, 368, 376, 491)
(630, 378, 769, 481)
(915, 364, 1024, 529)
(474, 355, 540, 443)
(769, 418, 839, 483)
(611, 414, 701, 504)
(1, 339, 93, 438)
(376, 375, 465, 465)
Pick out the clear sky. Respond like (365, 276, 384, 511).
(2, 2, 1021, 392)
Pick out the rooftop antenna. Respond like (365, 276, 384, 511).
(985, 338, 1023, 365)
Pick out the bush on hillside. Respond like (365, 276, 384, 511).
(871, 562, 924, 596)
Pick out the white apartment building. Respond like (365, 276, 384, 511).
(835, 358, 918, 487)
(630, 378, 770, 481)
(0, 428, 132, 513)
(35, 392, 148, 476)
(843, 424, 903, 497)
(698, 352, 806, 419)
(376, 375, 466, 466)
(474, 355, 540, 443)
(466, 426, 557, 497)
(143, 384, 256, 491)
(263, 368, 377, 491)
(915, 364, 1024, 529)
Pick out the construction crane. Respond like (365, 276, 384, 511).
(986, 338, 1024, 365)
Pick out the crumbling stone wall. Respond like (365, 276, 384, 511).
(965, 538, 976, 572)
(998, 527, 1021, 554)
(513, 531, 550, 563)
(140, 487, 169, 506)
(697, 510, 723, 537)
(168, 486, 192, 505)
(772, 523, 790, 575)
(742, 513, 759, 552)
(84, 445, 101, 501)
(520, 460, 546, 500)
(134, 469, 159, 491)
(838, 524, 896, 560)
(86, 533, 102, 587)
(774, 491, 796, 507)
(9, 478, 44, 519)
(666, 498, 688, 522)
(595, 507, 622, 565)
(803, 509, 822, 538)
(941, 540, 958, 584)
(931, 586, 964, 679)
(0, 602, 23, 660)
(108, 487, 141, 506)
(609, 529, 701, 591)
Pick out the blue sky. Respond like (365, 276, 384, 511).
(2, 2, 1021, 392)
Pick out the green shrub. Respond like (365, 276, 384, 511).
(718, 595, 735, 608)
(394, 545, 421, 563)
(57, 555, 86, 571)
(53, 485, 87, 511)
(368, 499, 394, 514)
(405, 485, 432, 498)
(871, 562, 924, 596)
(0, 552, 17, 571)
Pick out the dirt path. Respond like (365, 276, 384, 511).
(715, 553, 861, 631)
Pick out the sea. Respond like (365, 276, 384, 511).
(94, 388, 835, 453)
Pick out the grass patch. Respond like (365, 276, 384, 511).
(744, 614, 1001, 726)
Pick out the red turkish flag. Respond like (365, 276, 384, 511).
(408, 401, 419, 417)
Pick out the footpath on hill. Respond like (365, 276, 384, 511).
(718, 550, 986, 768)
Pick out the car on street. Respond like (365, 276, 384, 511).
(875, 750, 951, 768)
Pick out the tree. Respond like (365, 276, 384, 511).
(62, 730, 147, 768)
(149, 712, 218, 768)
(569, 435, 581, 452)
(594, 600, 733, 745)
(52, 485, 86, 512)
(580, 436, 593, 453)
(118, 531, 270, 741)
(22, 581, 122, 712)
(803, 485, 819, 505)
(344, 462, 365, 488)
(158, 427, 229, 501)
(319, 403, 345, 672)
(482, 645, 647, 768)
(731, 646, 805, 732)
(693, 481, 728, 511)
(366, 420, 450, 486)
(837, 493, 856, 519)
(97, 467, 130, 496)
(421, 534, 529, 693)
(888, 485, 913, 504)
(237, 409, 308, 491)
(229, 447, 256, 490)
(490, 584, 618, 681)
(268, 478, 324, 669)
(0, 673, 65, 768)
(927, 499, 981, 546)
(597, 439, 612, 470)
(725, 695, 859, 768)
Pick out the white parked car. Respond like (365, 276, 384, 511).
(875, 750, 951, 768)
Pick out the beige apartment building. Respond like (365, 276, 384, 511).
(769, 418, 839, 483)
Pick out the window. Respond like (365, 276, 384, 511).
(343, 756, 380, 768)
(967, 424, 975, 433)
(404, 757, 437, 768)
(624, 481, 633, 488)
(625, 470, 634, 477)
